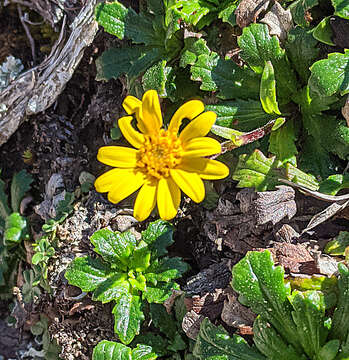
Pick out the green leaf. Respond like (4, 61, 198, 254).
(325, 232, 349, 256)
(31, 252, 45, 265)
(142, 60, 175, 98)
(269, 120, 297, 166)
(288, 290, 327, 358)
(132, 333, 169, 357)
(143, 281, 179, 304)
(95, 1, 128, 39)
(191, 52, 260, 100)
(218, 3, 237, 26)
(260, 61, 280, 115)
(232, 250, 301, 351)
(92, 273, 130, 304)
(112, 292, 144, 344)
(141, 220, 174, 258)
(319, 174, 349, 195)
(149, 303, 177, 339)
(318, 340, 340, 360)
(287, 0, 319, 27)
(4, 212, 28, 245)
(332, 0, 349, 19)
(309, 49, 349, 97)
(65, 256, 112, 292)
(238, 24, 298, 101)
(10, 170, 33, 213)
(253, 316, 303, 360)
(93, 340, 156, 360)
(330, 263, 349, 342)
(21, 269, 41, 303)
(232, 150, 280, 191)
(0, 178, 10, 226)
(312, 17, 335, 46)
(129, 241, 151, 272)
(284, 163, 319, 190)
(206, 99, 273, 132)
(90, 228, 137, 269)
(285, 27, 320, 83)
(193, 318, 266, 360)
(167, 333, 187, 352)
(146, 257, 189, 284)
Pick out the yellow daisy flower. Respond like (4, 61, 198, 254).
(95, 90, 229, 221)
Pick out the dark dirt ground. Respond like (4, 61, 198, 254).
(1, 2, 349, 360)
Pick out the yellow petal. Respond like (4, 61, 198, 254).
(94, 168, 121, 193)
(97, 146, 139, 168)
(118, 116, 145, 149)
(95, 168, 144, 204)
(134, 179, 158, 221)
(168, 100, 205, 134)
(122, 95, 142, 115)
(140, 90, 162, 135)
(170, 169, 204, 203)
(157, 177, 181, 220)
(178, 158, 229, 180)
(179, 111, 217, 143)
(182, 137, 221, 158)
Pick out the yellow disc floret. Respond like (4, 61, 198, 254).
(137, 129, 182, 179)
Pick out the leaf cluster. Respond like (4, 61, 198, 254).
(194, 250, 349, 360)
(65, 220, 189, 344)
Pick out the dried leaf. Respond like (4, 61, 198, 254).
(235, 0, 270, 28)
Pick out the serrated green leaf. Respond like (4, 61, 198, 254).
(65, 256, 112, 292)
(319, 174, 349, 195)
(146, 257, 189, 283)
(191, 52, 260, 100)
(285, 163, 319, 190)
(129, 273, 147, 292)
(218, 3, 237, 26)
(132, 333, 168, 357)
(92, 273, 129, 304)
(0, 178, 10, 226)
(288, 290, 327, 358)
(149, 303, 177, 339)
(96, 46, 146, 82)
(142, 60, 175, 98)
(332, 0, 349, 19)
(330, 264, 349, 342)
(193, 318, 265, 360)
(132, 344, 158, 360)
(253, 316, 303, 360)
(95, 1, 128, 39)
(180, 38, 210, 68)
(285, 27, 320, 83)
(90, 228, 137, 269)
(232, 150, 280, 191)
(312, 17, 335, 46)
(269, 120, 297, 166)
(113, 292, 144, 344)
(232, 250, 302, 351)
(4, 212, 28, 245)
(325, 232, 349, 256)
(238, 23, 298, 100)
(287, 0, 319, 27)
(206, 99, 273, 132)
(129, 241, 151, 272)
(10, 170, 33, 213)
(260, 61, 280, 115)
(143, 281, 179, 303)
(309, 49, 349, 97)
(141, 220, 174, 258)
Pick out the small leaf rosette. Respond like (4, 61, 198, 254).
(95, 90, 229, 221)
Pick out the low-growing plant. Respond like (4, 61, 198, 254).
(132, 300, 195, 359)
(65, 220, 190, 344)
(0, 169, 33, 298)
(194, 250, 349, 360)
(93, 340, 157, 360)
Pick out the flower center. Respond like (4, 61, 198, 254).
(137, 129, 182, 179)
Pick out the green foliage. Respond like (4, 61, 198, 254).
(331, 0, 349, 19)
(287, 0, 319, 27)
(21, 269, 41, 303)
(325, 232, 349, 256)
(30, 314, 61, 359)
(0, 170, 33, 299)
(95, 0, 182, 91)
(93, 340, 157, 360)
(65, 220, 189, 344)
(195, 251, 349, 359)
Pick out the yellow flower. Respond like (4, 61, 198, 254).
(95, 90, 229, 221)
